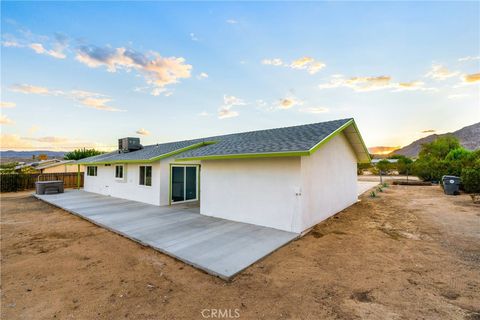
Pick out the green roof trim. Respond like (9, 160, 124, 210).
(176, 119, 371, 163)
(175, 150, 311, 161)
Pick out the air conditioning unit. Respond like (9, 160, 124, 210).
(118, 137, 142, 153)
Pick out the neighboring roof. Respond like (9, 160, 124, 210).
(14, 159, 64, 170)
(36, 160, 75, 170)
(77, 118, 370, 165)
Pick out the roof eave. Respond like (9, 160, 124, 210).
(74, 141, 216, 165)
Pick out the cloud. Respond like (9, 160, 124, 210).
(190, 33, 199, 41)
(425, 64, 459, 80)
(217, 94, 245, 119)
(290, 57, 326, 74)
(392, 81, 436, 92)
(421, 129, 435, 133)
(0, 115, 15, 125)
(462, 73, 480, 84)
(0, 134, 33, 150)
(299, 107, 329, 114)
(28, 125, 40, 134)
(448, 93, 469, 99)
(319, 75, 436, 92)
(262, 56, 326, 74)
(78, 97, 122, 111)
(197, 72, 209, 80)
(10, 84, 124, 111)
(1, 40, 21, 47)
(136, 128, 150, 136)
(223, 95, 245, 107)
(0, 134, 114, 151)
(277, 97, 303, 109)
(10, 84, 50, 95)
(262, 58, 283, 66)
(75, 45, 192, 94)
(458, 56, 480, 62)
(29, 42, 66, 59)
(23, 136, 69, 143)
(218, 107, 239, 119)
(226, 19, 238, 24)
(1, 28, 68, 59)
(0, 101, 16, 108)
(198, 111, 210, 116)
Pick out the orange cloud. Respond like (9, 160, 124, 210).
(368, 146, 400, 155)
(463, 73, 480, 83)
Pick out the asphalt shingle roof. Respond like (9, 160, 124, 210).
(77, 118, 354, 164)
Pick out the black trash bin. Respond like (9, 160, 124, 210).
(441, 175, 460, 195)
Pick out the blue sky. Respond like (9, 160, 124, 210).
(1, 1, 479, 153)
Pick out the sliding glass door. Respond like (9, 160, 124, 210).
(171, 165, 198, 203)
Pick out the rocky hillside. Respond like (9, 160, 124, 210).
(393, 122, 480, 157)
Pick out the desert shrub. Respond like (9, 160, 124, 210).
(461, 166, 480, 193)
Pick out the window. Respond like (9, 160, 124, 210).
(87, 166, 97, 176)
(115, 165, 124, 179)
(139, 166, 152, 186)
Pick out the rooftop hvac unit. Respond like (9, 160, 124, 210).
(118, 137, 142, 153)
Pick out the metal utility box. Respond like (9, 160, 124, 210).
(118, 137, 142, 152)
(442, 175, 461, 195)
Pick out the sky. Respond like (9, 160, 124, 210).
(1, 1, 479, 153)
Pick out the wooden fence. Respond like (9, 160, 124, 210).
(0, 173, 84, 192)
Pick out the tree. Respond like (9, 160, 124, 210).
(413, 136, 462, 181)
(461, 165, 480, 193)
(418, 135, 460, 160)
(376, 159, 391, 174)
(64, 148, 104, 160)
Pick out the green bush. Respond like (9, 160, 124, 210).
(461, 166, 480, 193)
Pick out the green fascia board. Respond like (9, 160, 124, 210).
(74, 141, 216, 165)
(175, 150, 311, 162)
(351, 120, 372, 163)
(307, 119, 354, 154)
(176, 119, 371, 163)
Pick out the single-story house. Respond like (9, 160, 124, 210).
(75, 118, 370, 233)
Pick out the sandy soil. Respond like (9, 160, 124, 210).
(1, 186, 479, 320)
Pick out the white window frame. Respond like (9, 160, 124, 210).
(170, 164, 199, 204)
(87, 166, 97, 176)
(139, 165, 152, 187)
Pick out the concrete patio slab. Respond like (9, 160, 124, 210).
(34, 190, 299, 279)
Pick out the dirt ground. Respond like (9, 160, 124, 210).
(1, 185, 479, 320)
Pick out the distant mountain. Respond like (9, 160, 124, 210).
(393, 122, 480, 157)
(0, 150, 66, 161)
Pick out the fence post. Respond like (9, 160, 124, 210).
(77, 164, 81, 190)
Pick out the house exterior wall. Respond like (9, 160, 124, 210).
(200, 157, 302, 232)
(42, 164, 85, 174)
(84, 162, 162, 205)
(299, 132, 358, 232)
(83, 158, 200, 206)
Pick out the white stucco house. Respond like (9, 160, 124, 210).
(76, 118, 370, 233)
